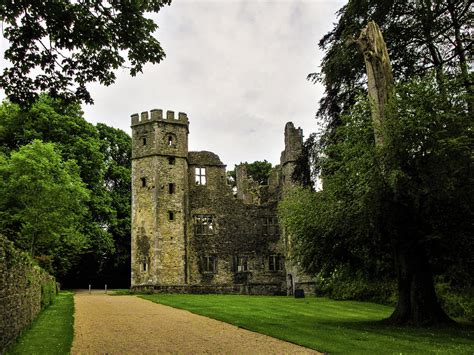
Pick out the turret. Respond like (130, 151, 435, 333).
(131, 108, 189, 287)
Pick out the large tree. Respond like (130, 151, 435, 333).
(312, 0, 472, 133)
(0, 96, 132, 286)
(0, 0, 171, 106)
(0, 139, 89, 277)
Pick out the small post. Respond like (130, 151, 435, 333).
(105, 284, 107, 294)
(88, 284, 91, 294)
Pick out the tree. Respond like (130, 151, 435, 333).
(0, 0, 172, 106)
(0, 96, 132, 286)
(311, 0, 472, 133)
(0, 139, 89, 277)
(227, 160, 273, 187)
(280, 72, 473, 325)
(96, 123, 132, 287)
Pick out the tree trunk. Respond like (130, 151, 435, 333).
(357, 21, 394, 146)
(387, 206, 453, 325)
(358, 22, 454, 326)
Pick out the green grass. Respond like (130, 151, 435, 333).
(7, 291, 74, 355)
(140, 294, 474, 354)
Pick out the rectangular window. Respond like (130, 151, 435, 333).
(194, 214, 214, 235)
(269, 255, 282, 272)
(142, 137, 147, 146)
(168, 157, 175, 165)
(202, 256, 217, 273)
(263, 217, 279, 235)
(237, 256, 249, 272)
(168, 211, 174, 221)
(168, 183, 175, 194)
(195, 167, 206, 185)
(141, 177, 147, 187)
(142, 257, 148, 272)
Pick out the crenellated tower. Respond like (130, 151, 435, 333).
(131, 109, 189, 287)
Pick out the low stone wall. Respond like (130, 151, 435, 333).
(132, 282, 286, 295)
(0, 235, 57, 351)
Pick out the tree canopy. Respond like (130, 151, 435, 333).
(0, 0, 172, 106)
(0, 96, 132, 286)
(0, 139, 89, 277)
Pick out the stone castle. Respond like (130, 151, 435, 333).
(130, 109, 314, 295)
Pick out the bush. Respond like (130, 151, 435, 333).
(315, 268, 397, 305)
(436, 283, 474, 321)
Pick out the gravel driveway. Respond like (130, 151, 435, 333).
(71, 290, 319, 354)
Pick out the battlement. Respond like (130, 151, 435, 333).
(131, 109, 189, 126)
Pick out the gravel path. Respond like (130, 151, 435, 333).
(71, 290, 319, 354)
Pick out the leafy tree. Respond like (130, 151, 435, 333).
(0, 96, 133, 286)
(0, 139, 89, 277)
(227, 160, 273, 187)
(0, 0, 172, 106)
(96, 123, 132, 287)
(280, 75, 473, 325)
(312, 0, 472, 133)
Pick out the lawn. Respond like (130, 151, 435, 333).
(140, 294, 474, 354)
(7, 291, 75, 355)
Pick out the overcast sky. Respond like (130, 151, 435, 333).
(1, 0, 345, 169)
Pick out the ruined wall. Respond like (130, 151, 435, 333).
(280, 122, 316, 295)
(187, 152, 286, 294)
(0, 235, 56, 351)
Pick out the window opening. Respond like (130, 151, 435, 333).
(168, 211, 174, 221)
(195, 167, 206, 185)
(237, 256, 249, 272)
(168, 157, 175, 165)
(202, 256, 216, 273)
(168, 183, 175, 194)
(168, 135, 173, 146)
(141, 177, 147, 187)
(142, 137, 147, 146)
(263, 217, 279, 235)
(142, 257, 148, 272)
(194, 215, 214, 235)
(269, 255, 282, 271)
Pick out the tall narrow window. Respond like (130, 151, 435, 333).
(263, 217, 278, 235)
(195, 167, 206, 185)
(142, 137, 147, 146)
(269, 255, 282, 271)
(168, 135, 173, 146)
(201, 256, 217, 273)
(141, 177, 147, 187)
(237, 256, 249, 272)
(168, 183, 175, 194)
(194, 215, 214, 235)
(142, 257, 148, 272)
(168, 211, 174, 221)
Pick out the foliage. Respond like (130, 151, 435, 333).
(141, 294, 474, 353)
(312, 0, 472, 130)
(314, 268, 397, 306)
(0, 140, 89, 275)
(0, 96, 131, 285)
(227, 160, 273, 187)
(0, 0, 172, 106)
(280, 74, 473, 324)
(7, 291, 74, 355)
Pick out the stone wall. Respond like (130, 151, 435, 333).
(0, 235, 57, 351)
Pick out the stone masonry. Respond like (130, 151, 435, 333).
(131, 109, 315, 295)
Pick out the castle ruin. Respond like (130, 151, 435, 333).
(130, 109, 314, 295)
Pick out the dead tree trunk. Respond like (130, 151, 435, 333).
(357, 21, 453, 326)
